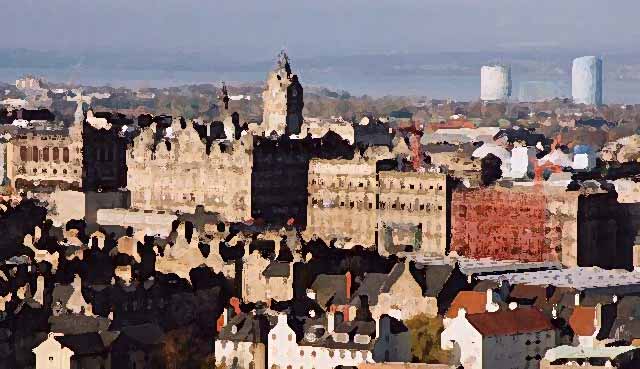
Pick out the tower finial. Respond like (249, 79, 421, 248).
(220, 81, 229, 110)
(277, 49, 291, 77)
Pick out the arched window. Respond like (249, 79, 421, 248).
(53, 147, 59, 162)
(43, 147, 49, 162)
(63, 148, 69, 163)
(32, 147, 39, 162)
(19, 146, 28, 161)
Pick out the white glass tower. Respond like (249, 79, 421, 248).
(481, 65, 512, 101)
(572, 56, 603, 105)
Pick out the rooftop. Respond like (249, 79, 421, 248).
(569, 306, 598, 337)
(544, 345, 638, 362)
(409, 254, 560, 276)
(477, 267, 640, 290)
(466, 308, 553, 336)
(445, 291, 487, 318)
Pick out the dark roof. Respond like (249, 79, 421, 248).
(218, 313, 270, 343)
(351, 273, 389, 306)
(334, 319, 376, 337)
(466, 308, 553, 336)
(55, 333, 107, 356)
(48, 314, 111, 335)
(386, 315, 409, 334)
(311, 274, 349, 307)
(379, 262, 405, 293)
(119, 323, 164, 346)
(249, 239, 276, 259)
(421, 264, 454, 297)
(262, 261, 290, 278)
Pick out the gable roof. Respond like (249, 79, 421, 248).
(446, 291, 486, 318)
(218, 313, 270, 343)
(466, 308, 553, 336)
(569, 306, 598, 337)
(422, 264, 454, 297)
(310, 274, 348, 307)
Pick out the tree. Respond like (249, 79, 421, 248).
(481, 153, 502, 186)
(404, 314, 450, 364)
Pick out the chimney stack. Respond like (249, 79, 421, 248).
(327, 311, 335, 333)
(345, 272, 352, 300)
(486, 289, 499, 312)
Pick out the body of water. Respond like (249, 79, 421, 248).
(2, 66, 639, 104)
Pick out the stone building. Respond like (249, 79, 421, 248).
(251, 136, 312, 228)
(305, 155, 448, 255)
(262, 51, 304, 136)
(241, 249, 293, 303)
(441, 307, 556, 369)
(307, 157, 378, 247)
(215, 312, 270, 369)
(6, 122, 83, 192)
(351, 260, 439, 320)
(267, 311, 410, 369)
(126, 118, 253, 221)
(377, 170, 448, 256)
(82, 110, 132, 192)
(33, 332, 114, 369)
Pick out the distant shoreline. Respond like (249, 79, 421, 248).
(3, 66, 640, 104)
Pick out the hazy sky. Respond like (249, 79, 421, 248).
(5, 0, 639, 61)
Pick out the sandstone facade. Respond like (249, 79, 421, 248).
(127, 119, 253, 221)
(6, 125, 83, 191)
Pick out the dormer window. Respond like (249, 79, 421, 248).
(231, 325, 238, 334)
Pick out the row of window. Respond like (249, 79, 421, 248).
(20, 167, 75, 175)
(19, 146, 69, 163)
(310, 178, 444, 192)
(379, 201, 443, 212)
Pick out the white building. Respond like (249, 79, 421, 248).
(33, 333, 74, 369)
(572, 56, 603, 105)
(441, 307, 555, 369)
(33, 332, 113, 369)
(215, 312, 269, 369)
(481, 65, 512, 101)
(267, 311, 410, 369)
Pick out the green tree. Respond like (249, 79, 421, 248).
(404, 314, 450, 364)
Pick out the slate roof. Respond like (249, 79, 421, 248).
(119, 323, 164, 346)
(466, 308, 553, 336)
(421, 264, 454, 297)
(48, 314, 111, 335)
(262, 261, 290, 278)
(55, 333, 107, 356)
(351, 273, 389, 306)
(310, 274, 348, 308)
(218, 313, 270, 343)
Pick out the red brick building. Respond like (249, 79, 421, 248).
(451, 186, 558, 262)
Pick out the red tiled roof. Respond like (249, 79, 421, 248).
(445, 291, 487, 318)
(569, 306, 597, 336)
(466, 308, 553, 336)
